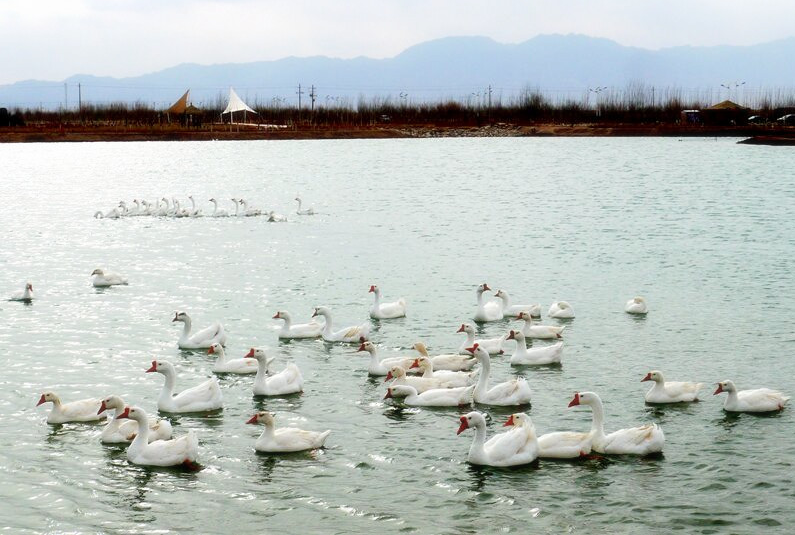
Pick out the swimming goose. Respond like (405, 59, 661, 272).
(273, 310, 323, 339)
(146, 360, 223, 413)
(358, 341, 416, 376)
(641, 370, 703, 403)
(385, 384, 475, 407)
(384, 366, 451, 393)
(494, 289, 540, 318)
(625, 297, 648, 314)
(10, 282, 33, 302)
(474, 283, 503, 322)
(506, 412, 593, 459)
(507, 330, 563, 365)
(466, 345, 532, 406)
(209, 343, 258, 374)
(548, 301, 575, 319)
(457, 411, 538, 466)
(117, 406, 199, 467)
(98, 395, 172, 443)
(295, 195, 315, 215)
(409, 357, 478, 387)
(312, 306, 370, 343)
(247, 411, 330, 452)
(568, 391, 664, 455)
(36, 392, 106, 424)
(412, 342, 477, 371)
(246, 348, 304, 396)
(515, 311, 565, 339)
(91, 268, 128, 287)
(714, 380, 789, 412)
(368, 285, 407, 319)
(172, 311, 227, 349)
(457, 323, 506, 355)
(208, 198, 229, 217)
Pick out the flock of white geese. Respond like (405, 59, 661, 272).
(93, 195, 316, 220)
(19, 277, 789, 469)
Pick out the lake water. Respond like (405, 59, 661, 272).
(0, 137, 793, 534)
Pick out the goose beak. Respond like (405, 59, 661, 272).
(98, 401, 107, 414)
(208, 346, 215, 355)
(507, 331, 515, 340)
(456, 416, 469, 435)
(246, 414, 258, 424)
(384, 371, 393, 382)
(456, 325, 466, 333)
(465, 346, 476, 354)
(245, 348, 255, 358)
(357, 343, 366, 352)
(409, 359, 419, 369)
(172, 314, 179, 322)
(368, 285, 375, 293)
(568, 393, 581, 407)
(36, 394, 46, 406)
(117, 407, 130, 419)
(640, 373, 651, 382)
(272, 312, 280, 319)
(713, 384, 723, 395)
(383, 389, 392, 399)
(482, 284, 491, 292)
(503, 414, 515, 427)
(311, 309, 318, 318)
(145, 361, 157, 373)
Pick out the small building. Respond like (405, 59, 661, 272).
(699, 100, 749, 126)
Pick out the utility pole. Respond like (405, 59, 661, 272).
(64, 83, 68, 111)
(78, 83, 82, 117)
(297, 84, 304, 109)
(309, 85, 316, 112)
(487, 84, 492, 121)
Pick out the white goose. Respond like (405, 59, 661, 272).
(295, 195, 315, 215)
(507, 330, 563, 365)
(494, 289, 540, 318)
(36, 392, 106, 424)
(412, 342, 477, 371)
(625, 297, 648, 314)
(91, 268, 128, 287)
(568, 392, 664, 455)
(467, 344, 532, 406)
(247, 411, 330, 452)
(208, 198, 229, 217)
(187, 195, 202, 217)
(385, 384, 474, 407)
(146, 360, 223, 413)
(246, 348, 304, 396)
(240, 198, 262, 217)
(409, 357, 478, 387)
(172, 311, 227, 349)
(231, 198, 244, 217)
(117, 406, 199, 468)
(714, 380, 789, 412)
(385, 366, 450, 393)
(505, 412, 593, 459)
(515, 311, 565, 339)
(548, 301, 575, 319)
(312, 306, 370, 343)
(209, 343, 258, 374)
(456, 411, 538, 466)
(267, 211, 288, 222)
(98, 395, 173, 443)
(641, 370, 703, 403)
(273, 310, 323, 339)
(358, 341, 416, 376)
(10, 282, 33, 302)
(368, 285, 407, 319)
(474, 283, 503, 322)
(457, 323, 506, 355)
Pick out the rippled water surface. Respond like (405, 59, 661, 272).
(1, 138, 793, 534)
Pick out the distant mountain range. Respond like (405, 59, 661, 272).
(3, 34, 794, 110)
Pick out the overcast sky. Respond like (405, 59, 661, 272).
(1, 0, 793, 85)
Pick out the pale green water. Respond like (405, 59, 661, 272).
(0, 138, 793, 534)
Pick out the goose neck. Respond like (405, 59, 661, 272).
(475, 354, 491, 395)
(587, 398, 606, 438)
(128, 414, 149, 456)
(468, 418, 487, 461)
(158, 369, 177, 405)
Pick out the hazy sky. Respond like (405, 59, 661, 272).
(1, 0, 793, 85)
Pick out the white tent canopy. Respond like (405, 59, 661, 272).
(222, 87, 256, 122)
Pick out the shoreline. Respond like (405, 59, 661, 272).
(0, 123, 793, 143)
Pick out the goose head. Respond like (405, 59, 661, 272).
(208, 343, 223, 355)
(172, 311, 189, 323)
(91, 268, 104, 276)
(494, 289, 506, 299)
(98, 395, 124, 414)
(457, 411, 486, 435)
(516, 311, 532, 322)
(633, 297, 645, 304)
(507, 329, 523, 341)
(568, 391, 599, 408)
(412, 342, 428, 356)
(456, 323, 474, 334)
(384, 366, 406, 382)
(368, 284, 379, 294)
(145, 360, 174, 375)
(115, 406, 145, 423)
(410, 357, 431, 371)
(246, 410, 276, 426)
(272, 310, 290, 320)
(26, 282, 33, 292)
(36, 391, 59, 406)
(245, 348, 275, 367)
(503, 412, 533, 428)
(476, 283, 491, 295)
(641, 370, 664, 383)
(384, 385, 416, 399)
(357, 341, 376, 354)
(464, 343, 487, 359)
(311, 306, 329, 318)
(714, 380, 737, 395)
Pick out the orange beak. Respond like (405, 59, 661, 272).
(409, 359, 419, 369)
(36, 394, 46, 406)
(568, 393, 581, 407)
(208, 346, 215, 354)
(245, 348, 255, 358)
(503, 414, 515, 427)
(246, 414, 258, 424)
(456, 416, 469, 435)
(640, 373, 651, 382)
(713, 384, 724, 395)
(272, 312, 280, 319)
(98, 401, 107, 414)
(146, 361, 157, 373)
